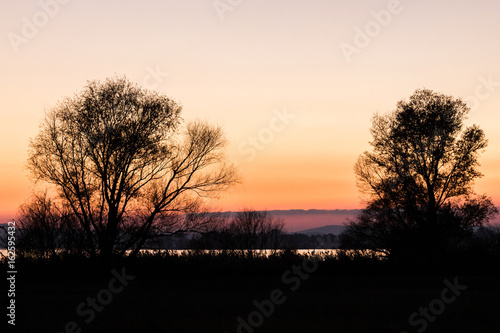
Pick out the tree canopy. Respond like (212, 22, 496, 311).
(342, 89, 497, 259)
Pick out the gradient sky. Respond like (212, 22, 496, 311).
(1, 0, 500, 220)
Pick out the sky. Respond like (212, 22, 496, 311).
(1, 0, 500, 221)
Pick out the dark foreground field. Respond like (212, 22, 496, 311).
(6, 253, 500, 333)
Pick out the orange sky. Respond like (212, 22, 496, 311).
(1, 1, 500, 221)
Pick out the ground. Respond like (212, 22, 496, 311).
(11, 256, 500, 333)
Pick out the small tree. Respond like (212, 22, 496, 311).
(342, 89, 497, 259)
(227, 210, 284, 256)
(27, 76, 238, 258)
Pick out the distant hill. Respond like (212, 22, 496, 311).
(218, 208, 500, 232)
(267, 209, 358, 232)
(294, 225, 346, 235)
(216, 209, 361, 232)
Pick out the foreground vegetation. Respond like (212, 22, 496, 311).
(5, 250, 500, 333)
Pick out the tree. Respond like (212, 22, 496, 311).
(184, 210, 285, 255)
(342, 89, 497, 259)
(27, 76, 238, 259)
(227, 210, 285, 256)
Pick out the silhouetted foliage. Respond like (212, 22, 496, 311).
(15, 192, 88, 259)
(342, 89, 498, 260)
(189, 210, 285, 255)
(26, 76, 238, 259)
(228, 210, 284, 256)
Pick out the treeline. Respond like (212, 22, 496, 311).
(3, 213, 500, 259)
(0, 204, 344, 259)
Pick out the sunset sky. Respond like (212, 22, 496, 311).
(1, 0, 500, 221)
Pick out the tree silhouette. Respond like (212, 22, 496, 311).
(15, 192, 87, 259)
(187, 210, 285, 255)
(342, 89, 497, 259)
(27, 76, 238, 259)
(228, 210, 284, 256)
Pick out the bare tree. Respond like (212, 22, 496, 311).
(27, 76, 238, 258)
(228, 210, 284, 257)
